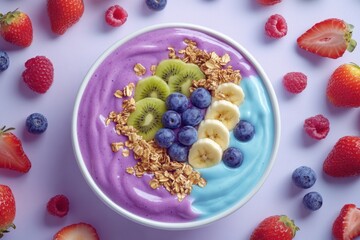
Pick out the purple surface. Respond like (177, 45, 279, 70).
(1, 1, 360, 239)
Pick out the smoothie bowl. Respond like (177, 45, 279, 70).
(72, 23, 280, 230)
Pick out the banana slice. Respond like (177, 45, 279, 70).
(197, 119, 230, 150)
(205, 100, 240, 130)
(188, 138, 223, 169)
(213, 82, 245, 106)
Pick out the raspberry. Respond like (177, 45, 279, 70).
(22, 56, 54, 94)
(257, 0, 281, 5)
(47, 194, 69, 217)
(304, 114, 330, 140)
(265, 14, 288, 38)
(105, 5, 128, 27)
(283, 72, 307, 94)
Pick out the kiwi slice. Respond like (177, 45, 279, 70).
(168, 63, 205, 97)
(127, 97, 166, 141)
(155, 59, 186, 82)
(134, 76, 170, 102)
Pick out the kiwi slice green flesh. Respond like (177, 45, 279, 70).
(127, 98, 166, 141)
(168, 63, 205, 97)
(134, 76, 170, 102)
(155, 59, 186, 82)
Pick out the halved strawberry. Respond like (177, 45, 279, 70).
(333, 204, 360, 240)
(297, 18, 357, 59)
(0, 126, 31, 173)
(53, 222, 99, 240)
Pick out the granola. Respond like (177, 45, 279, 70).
(167, 39, 242, 94)
(107, 83, 206, 202)
(133, 63, 146, 76)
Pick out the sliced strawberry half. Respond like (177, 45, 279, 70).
(0, 126, 31, 173)
(53, 222, 100, 240)
(333, 204, 360, 240)
(297, 18, 357, 59)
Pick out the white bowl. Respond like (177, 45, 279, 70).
(72, 23, 280, 230)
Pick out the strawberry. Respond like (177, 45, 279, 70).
(0, 185, 16, 238)
(53, 222, 100, 240)
(297, 18, 357, 59)
(257, 0, 281, 5)
(323, 136, 360, 177)
(250, 215, 299, 240)
(47, 0, 85, 35)
(0, 9, 33, 47)
(326, 63, 360, 107)
(332, 204, 360, 240)
(0, 126, 31, 173)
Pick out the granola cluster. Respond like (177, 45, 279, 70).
(133, 63, 146, 76)
(107, 83, 206, 202)
(167, 39, 242, 93)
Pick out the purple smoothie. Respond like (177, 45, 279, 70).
(76, 26, 274, 223)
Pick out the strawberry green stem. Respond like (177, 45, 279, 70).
(0, 9, 20, 26)
(346, 23, 357, 52)
(349, 62, 360, 69)
(0, 126, 15, 134)
(0, 223, 16, 238)
(279, 215, 300, 237)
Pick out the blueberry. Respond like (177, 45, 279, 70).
(190, 88, 212, 109)
(234, 120, 255, 142)
(181, 107, 203, 126)
(177, 126, 197, 146)
(0, 51, 10, 72)
(154, 128, 175, 148)
(167, 143, 189, 162)
(292, 166, 317, 189)
(303, 192, 323, 211)
(166, 92, 189, 113)
(162, 110, 181, 129)
(222, 147, 244, 168)
(145, 0, 167, 11)
(26, 113, 48, 134)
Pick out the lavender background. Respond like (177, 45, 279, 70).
(1, 0, 360, 239)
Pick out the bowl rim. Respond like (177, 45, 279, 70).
(71, 22, 281, 230)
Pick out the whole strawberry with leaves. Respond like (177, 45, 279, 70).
(0, 184, 16, 238)
(47, 0, 84, 35)
(0, 126, 31, 173)
(326, 63, 360, 108)
(250, 215, 299, 240)
(0, 9, 33, 47)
